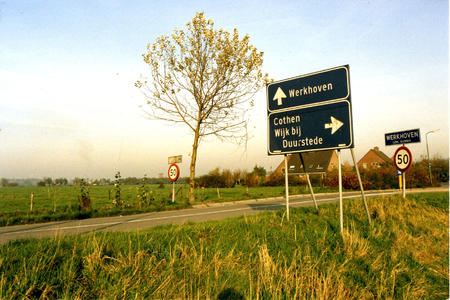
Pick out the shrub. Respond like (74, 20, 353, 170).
(245, 173, 261, 187)
(407, 161, 431, 188)
(361, 163, 397, 190)
(324, 170, 369, 190)
(197, 167, 227, 188)
(265, 172, 285, 186)
(112, 172, 130, 209)
(78, 179, 91, 211)
(222, 168, 235, 188)
(138, 174, 155, 207)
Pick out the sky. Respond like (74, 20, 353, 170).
(0, 0, 448, 181)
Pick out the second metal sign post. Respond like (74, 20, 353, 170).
(168, 163, 180, 202)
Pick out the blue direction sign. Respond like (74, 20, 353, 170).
(267, 65, 350, 112)
(385, 129, 421, 146)
(268, 100, 353, 154)
(267, 65, 354, 155)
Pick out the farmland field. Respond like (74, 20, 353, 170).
(0, 184, 335, 226)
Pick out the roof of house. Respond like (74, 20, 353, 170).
(357, 147, 393, 165)
(373, 148, 393, 163)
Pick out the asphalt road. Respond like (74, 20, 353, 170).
(0, 187, 447, 244)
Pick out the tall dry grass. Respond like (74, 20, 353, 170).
(0, 192, 448, 299)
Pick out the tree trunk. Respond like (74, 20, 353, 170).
(189, 128, 200, 202)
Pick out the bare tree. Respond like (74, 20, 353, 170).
(136, 12, 270, 202)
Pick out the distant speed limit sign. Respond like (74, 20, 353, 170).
(168, 164, 180, 181)
(394, 146, 412, 172)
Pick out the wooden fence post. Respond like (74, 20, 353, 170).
(31, 192, 34, 212)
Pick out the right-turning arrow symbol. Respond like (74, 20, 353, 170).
(325, 116, 344, 134)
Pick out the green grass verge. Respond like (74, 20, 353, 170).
(0, 192, 448, 299)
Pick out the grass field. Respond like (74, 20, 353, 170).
(0, 184, 335, 226)
(0, 192, 448, 299)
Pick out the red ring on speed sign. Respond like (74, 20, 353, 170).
(168, 164, 180, 181)
(394, 146, 413, 172)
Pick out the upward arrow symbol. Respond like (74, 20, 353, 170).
(273, 87, 287, 106)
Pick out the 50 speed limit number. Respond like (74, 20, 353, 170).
(168, 164, 180, 181)
(394, 146, 412, 172)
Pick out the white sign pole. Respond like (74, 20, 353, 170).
(172, 181, 175, 202)
(284, 154, 290, 221)
(338, 149, 343, 234)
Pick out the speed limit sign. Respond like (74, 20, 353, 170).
(394, 146, 412, 172)
(168, 164, 180, 181)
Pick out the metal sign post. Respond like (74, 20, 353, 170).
(394, 146, 413, 199)
(284, 155, 290, 221)
(350, 148, 371, 225)
(298, 153, 319, 213)
(397, 170, 403, 195)
(168, 163, 180, 202)
(403, 173, 406, 198)
(338, 150, 343, 233)
(168, 156, 182, 202)
(286, 151, 335, 215)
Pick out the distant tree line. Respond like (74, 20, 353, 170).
(72, 176, 175, 186)
(1, 156, 447, 189)
(36, 177, 68, 187)
(192, 156, 449, 190)
(195, 165, 267, 188)
(0, 178, 19, 187)
(1, 178, 40, 187)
